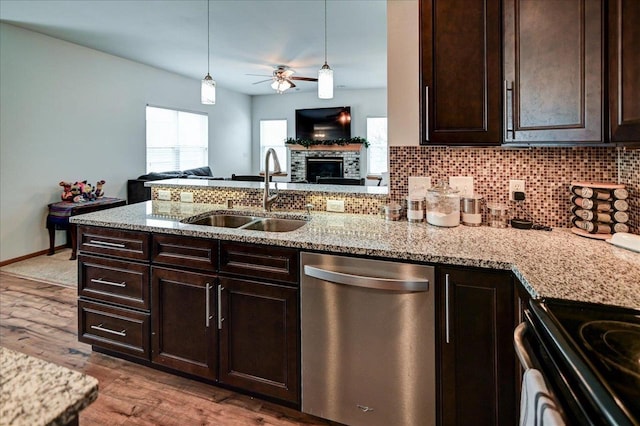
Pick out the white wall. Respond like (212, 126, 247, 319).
(387, 0, 419, 147)
(0, 23, 251, 261)
(251, 88, 387, 176)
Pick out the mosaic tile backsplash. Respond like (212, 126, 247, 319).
(389, 146, 638, 232)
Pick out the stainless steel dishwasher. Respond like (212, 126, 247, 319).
(301, 252, 435, 426)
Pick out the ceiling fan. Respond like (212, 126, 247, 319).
(249, 65, 318, 94)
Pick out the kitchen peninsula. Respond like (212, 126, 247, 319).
(69, 199, 639, 425)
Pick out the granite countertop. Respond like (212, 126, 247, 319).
(0, 347, 98, 426)
(70, 201, 640, 310)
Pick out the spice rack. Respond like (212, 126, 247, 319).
(570, 181, 629, 240)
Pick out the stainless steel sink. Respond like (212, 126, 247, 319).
(185, 214, 258, 228)
(183, 213, 307, 232)
(240, 218, 307, 232)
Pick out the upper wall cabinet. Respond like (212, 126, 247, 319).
(609, 0, 640, 142)
(503, 0, 603, 144)
(420, 0, 502, 145)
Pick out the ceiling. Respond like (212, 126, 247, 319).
(0, 0, 387, 96)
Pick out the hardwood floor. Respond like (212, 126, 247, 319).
(0, 272, 337, 426)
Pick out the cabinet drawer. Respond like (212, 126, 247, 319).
(78, 299, 150, 360)
(78, 255, 150, 310)
(152, 234, 218, 272)
(220, 242, 299, 284)
(78, 226, 150, 261)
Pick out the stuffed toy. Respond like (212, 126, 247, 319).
(82, 182, 96, 201)
(59, 181, 74, 202)
(71, 182, 84, 202)
(94, 180, 106, 198)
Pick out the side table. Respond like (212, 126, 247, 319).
(46, 197, 126, 260)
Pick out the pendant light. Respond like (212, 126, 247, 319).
(318, 0, 333, 99)
(201, 0, 216, 104)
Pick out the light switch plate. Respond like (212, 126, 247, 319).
(326, 199, 345, 212)
(408, 176, 431, 197)
(157, 189, 171, 201)
(449, 176, 474, 198)
(180, 192, 194, 203)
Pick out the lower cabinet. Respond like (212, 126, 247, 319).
(151, 267, 218, 381)
(218, 276, 299, 404)
(437, 267, 516, 426)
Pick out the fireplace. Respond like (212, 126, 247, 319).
(306, 157, 344, 183)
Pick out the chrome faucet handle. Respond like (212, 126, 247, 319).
(305, 203, 314, 217)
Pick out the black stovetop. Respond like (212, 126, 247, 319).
(531, 299, 640, 425)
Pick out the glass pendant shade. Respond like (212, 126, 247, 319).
(318, 63, 333, 99)
(201, 73, 216, 105)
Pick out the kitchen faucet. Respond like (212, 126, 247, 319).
(263, 148, 281, 211)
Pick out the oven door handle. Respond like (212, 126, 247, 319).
(514, 322, 534, 370)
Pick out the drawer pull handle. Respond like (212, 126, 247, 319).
(91, 278, 126, 288)
(91, 323, 126, 337)
(88, 240, 126, 248)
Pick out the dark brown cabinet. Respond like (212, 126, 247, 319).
(151, 267, 217, 380)
(608, 0, 640, 142)
(503, 0, 603, 143)
(420, 0, 502, 145)
(437, 267, 516, 426)
(77, 226, 151, 360)
(218, 277, 299, 404)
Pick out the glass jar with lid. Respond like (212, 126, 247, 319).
(426, 181, 460, 227)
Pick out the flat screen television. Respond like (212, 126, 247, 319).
(295, 106, 351, 140)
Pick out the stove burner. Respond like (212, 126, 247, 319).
(580, 320, 640, 380)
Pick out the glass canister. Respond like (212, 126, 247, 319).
(486, 202, 509, 228)
(380, 202, 402, 221)
(406, 196, 425, 222)
(461, 195, 484, 226)
(426, 182, 460, 227)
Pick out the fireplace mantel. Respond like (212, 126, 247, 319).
(287, 144, 363, 152)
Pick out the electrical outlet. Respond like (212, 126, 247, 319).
(408, 176, 431, 197)
(509, 180, 525, 201)
(326, 199, 345, 212)
(180, 192, 194, 203)
(449, 176, 474, 198)
(157, 189, 171, 201)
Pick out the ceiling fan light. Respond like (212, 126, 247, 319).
(201, 73, 216, 104)
(318, 63, 333, 99)
(271, 79, 291, 94)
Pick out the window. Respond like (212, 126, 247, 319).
(145, 106, 208, 173)
(259, 119, 288, 171)
(367, 117, 388, 174)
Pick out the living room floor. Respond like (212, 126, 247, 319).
(0, 273, 339, 426)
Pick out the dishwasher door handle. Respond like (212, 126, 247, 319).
(303, 265, 429, 292)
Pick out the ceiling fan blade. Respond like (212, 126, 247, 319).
(252, 79, 272, 85)
(290, 76, 318, 82)
(286, 79, 297, 88)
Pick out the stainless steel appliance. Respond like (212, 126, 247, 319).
(515, 299, 640, 425)
(300, 252, 435, 426)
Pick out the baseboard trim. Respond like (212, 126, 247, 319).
(0, 245, 69, 267)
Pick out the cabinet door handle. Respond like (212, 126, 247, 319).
(88, 240, 126, 248)
(217, 285, 225, 330)
(504, 80, 516, 140)
(425, 85, 430, 142)
(445, 273, 451, 344)
(503, 80, 508, 141)
(91, 278, 126, 288)
(91, 323, 126, 337)
(205, 283, 211, 327)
